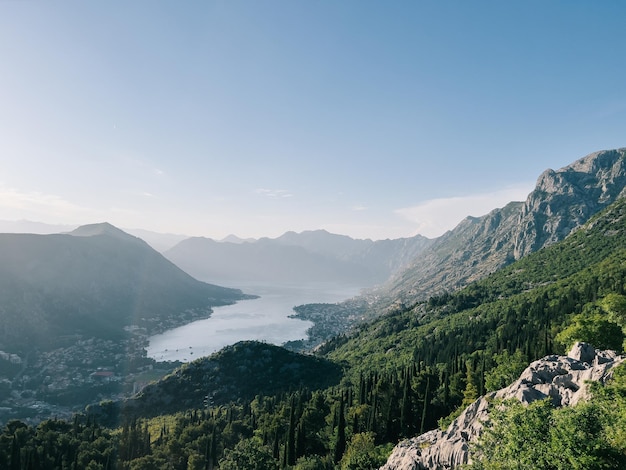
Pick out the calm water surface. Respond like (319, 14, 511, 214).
(146, 281, 361, 362)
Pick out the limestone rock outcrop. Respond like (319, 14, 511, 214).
(380, 343, 625, 470)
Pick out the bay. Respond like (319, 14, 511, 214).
(146, 281, 361, 362)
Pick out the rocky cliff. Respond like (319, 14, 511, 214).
(380, 343, 625, 470)
(377, 148, 626, 309)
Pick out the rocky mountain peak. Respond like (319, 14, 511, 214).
(377, 148, 626, 308)
(380, 343, 625, 470)
(513, 148, 626, 259)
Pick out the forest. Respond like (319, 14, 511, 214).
(3, 198, 626, 469)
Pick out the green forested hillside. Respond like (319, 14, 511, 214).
(2, 199, 626, 469)
(86, 341, 344, 424)
(323, 196, 626, 382)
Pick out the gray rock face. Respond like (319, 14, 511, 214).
(513, 148, 626, 259)
(377, 148, 626, 309)
(380, 343, 624, 470)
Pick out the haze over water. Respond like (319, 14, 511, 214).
(146, 281, 361, 362)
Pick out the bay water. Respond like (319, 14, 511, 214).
(146, 281, 361, 362)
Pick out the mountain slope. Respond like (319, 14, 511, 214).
(0, 223, 249, 351)
(91, 340, 344, 421)
(324, 194, 626, 381)
(374, 148, 626, 309)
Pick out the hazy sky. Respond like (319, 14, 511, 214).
(1, 2, 625, 240)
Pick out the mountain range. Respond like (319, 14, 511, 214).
(0, 220, 189, 253)
(163, 230, 432, 285)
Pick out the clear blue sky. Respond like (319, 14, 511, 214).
(1, 1, 625, 240)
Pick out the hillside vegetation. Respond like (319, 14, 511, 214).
(323, 196, 626, 386)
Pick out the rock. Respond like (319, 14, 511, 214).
(373, 148, 626, 311)
(380, 343, 624, 470)
(567, 342, 596, 364)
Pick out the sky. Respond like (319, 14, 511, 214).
(1, 1, 625, 241)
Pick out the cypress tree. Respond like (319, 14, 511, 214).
(333, 393, 346, 463)
(272, 428, 279, 460)
(286, 397, 296, 466)
(400, 367, 413, 437)
(295, 421, 306, 460)
(10, 434, 21, 470)
(359, 373, 366, 405)
(420, 377, 430, 434)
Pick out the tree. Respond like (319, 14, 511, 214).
(218, 438, 278, 470)
(286, 398, 297, 466)
(129, 454, 170, 470)
(9, 434, 20, 470)
(399, 368, 413, 437)
(333, 394, 346, 464)
(469, 399, 554, 470)
(461, 365, 479, 408)
(469, 388, 626, 470)
(556, 303, 624, 351)
(340, 432, 390, 470)
(601, 293, 626, 326)
(484, 349, 527, 392)
(293, 454, 334, 470)
(601, 293, 626, 350)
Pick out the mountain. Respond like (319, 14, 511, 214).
(274, 230, 433, 279)
(324, 193, 626, 387)
(89, 340, 344, 422)
(273, 229, 373, 259)
(0, 220, 189, 253)
(220, 234, 256, 244)
(371, 148, 626, 310)
(0, 223, 249, 352)
(381, 343, 625, 470)
(164, 230, 432, 285)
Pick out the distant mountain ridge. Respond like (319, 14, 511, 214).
(374, 148, 626, 309)
(164, 230, 432, 285)
(0, 223, 249, 352)
(0, 220, 189, 253)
